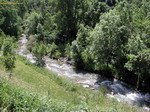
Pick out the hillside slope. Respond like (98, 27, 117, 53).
(0, 56, 146, 112)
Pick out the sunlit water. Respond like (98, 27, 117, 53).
(17, 34, 150, 111)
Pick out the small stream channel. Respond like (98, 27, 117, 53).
(17, 34, 150, 111)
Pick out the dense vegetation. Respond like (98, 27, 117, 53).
(0, 0, 150, 92)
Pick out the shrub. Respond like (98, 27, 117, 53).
(47, 42, 58, 58)
(26, 35, 36, 52)
(0, 80, 68, 112)
(1, 38, 16, 77)
(47, 43, 62, 59)
(32, 43, 47, 67)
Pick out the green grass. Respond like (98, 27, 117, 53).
(0, 56, 144, 112)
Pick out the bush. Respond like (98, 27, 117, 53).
(47, 43, 58, 57)
(1, 38, 16, 77)
(47, 43, 62, 59)
(0, 80, 69, 112)
(32, 43, 47, 67)
(53, 50, 61, 59)
(26, 35, 36, 52)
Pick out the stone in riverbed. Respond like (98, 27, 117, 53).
(83, 85, 90, 88)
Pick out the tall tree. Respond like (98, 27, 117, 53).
(55, 0, 87, 42)
(84, 0, 109, 27)
(0, 4, 19, 36)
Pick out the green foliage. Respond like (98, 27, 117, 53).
(0, 11, 5, 26)
(0, 56, 143, 112)
(84, 1, 110, 27)
(64, 43, 72, 59)
(2, 38, 14, 56)
(0, 31, 5, 49)
(71, 41, 82, 67)
(122, 0, 150, 89)
(71, 1, 150, 91)
(71, 24, 92, 69)
(36, 23, 45, 42)
(0, 80, 68, 112)
(0, 0, 150, 92)
(125, 42, 150, 89)
(43, 12, 60, 43)
(1, 38, 16, 76)
(0, 4, 19, 36)
(32, 43, 47, 67)
(26, 35, 37, 52)
(47, 42, 61, 59)
(23, 12, 42, 35)
(99, 86, 110, 95)
(125, 50, 150, 74)
(0, 57, 85, 111)
(2, 54, 15, 72)
(55, 0, 88, 41)
(52, 50, 62, 59)
(54, 76, 78, 92)
(90, 8, 130, 75)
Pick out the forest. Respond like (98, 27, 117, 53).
(0, 0, 150, 93)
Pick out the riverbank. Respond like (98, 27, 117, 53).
(0, 56, 147, 112)
(16, 34, 150, 110)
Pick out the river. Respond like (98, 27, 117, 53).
(17, 34, 150, 111)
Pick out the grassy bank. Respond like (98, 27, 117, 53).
(0, 56, 143, 111)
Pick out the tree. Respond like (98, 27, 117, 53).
(55, 0, 88, 42)
(1, 38, 16, 77)
(125, 49, 150, 90)
(23, 12, 42, 35)
(32, 43, 47, 67)
(84, 1, 109, 27)
(71, 24, 92, 69)
(36, 23, 45, 42)
(124, 0, 150, 90)
(91, 9, 128, 75)
(0, 4, 19, 36)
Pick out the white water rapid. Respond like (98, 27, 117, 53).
(17, 34, 150, 111)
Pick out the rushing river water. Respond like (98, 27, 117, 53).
(17, 34, 150, 111)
